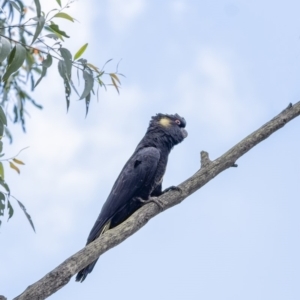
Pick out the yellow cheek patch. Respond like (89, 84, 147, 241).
(159, 117, 171, 127)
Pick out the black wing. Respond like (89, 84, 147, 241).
(86, 146, 160, 244)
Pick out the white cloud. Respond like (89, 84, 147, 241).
(106, 0, 146, 32)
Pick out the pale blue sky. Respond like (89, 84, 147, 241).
(1, 0, 300, 299)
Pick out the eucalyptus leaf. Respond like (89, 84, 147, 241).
(13, 158, 25, 165)
(0, 162, 4, 180)
(110, 76, 120, 94)
(0, 122, 4, 138)
(53, 12, 74, 22)
(45, 26, 63, 40)
(44, 33, 59, 40)
(4, 127, 12, 144)
(69, 78, 79, 97)
(0, 36, 11, 63)
(9, 1, 21, 13)
(74, 43, 88, 60)
(35, 54, 52, 88)
(31, 16, 45, 45)
(58, 60, 71, 112)
(59, 48, 72, 78)
(79, 70, 94, 100)
(33, 0, 41, 17)
(0, 105, 7, 126)
(0, 177, 10, 194)
(2, 44, 26, 81)
(9, 161, 20, 174)
(16, 198, 35, 232)
(7, 200, 13, 220)
(58, 59, 67, 78)
(42, 53, 53, 68)
(0, 191, 5, 216)
(85, 92, 91, 117)
(49, 23, 70, 38)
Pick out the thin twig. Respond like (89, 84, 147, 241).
(0, 146, 29, 162)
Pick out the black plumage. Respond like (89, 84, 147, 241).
(76, 113, 187, 282)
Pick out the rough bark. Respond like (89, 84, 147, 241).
(11, 102, 300, 300)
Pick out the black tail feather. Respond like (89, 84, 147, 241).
(75, 259, 99, 282)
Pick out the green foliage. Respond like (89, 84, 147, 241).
(0, 102, 33, 230)
(0, 0, 123, 231)
(74, 43, 88, 60)
(0, 37, 11, 63)
(53, 12, 74, 22)
(2, 44, 26, 81)
(0, 0, 122, 133)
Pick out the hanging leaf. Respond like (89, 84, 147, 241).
(15, 0, 25, 22)
(0, 141, 2, 153)
(0, 178, 10, 194)
(79, 70, 94, 100)
(110, 76, 120, 94)
(44, 26, 63, 40)
(58, 60, 71, 112)
(69, 78, 79, 96)
(31, 15, 45, 45)
(87, 63, 100, 73)
(56, 0, 62, 7)
(9, 1, 21, 13)
(74, 43, 88, 60)
(33, 0, 41, 17)
(0, 106, 7, 126)
(13, 158, 25, 165)
(9, 161, 20, 174)
(97, 77, 106, 90)
(58, 60, 66, 77)
(0, 123, 3, 139)
(0, 162, 4, 180)
(7, 200, 14, 220)
(53, 12, 74, 22)
(3, 44, 26, 81)
(0, 36, 11, 63)
(85, 92, 91, 117)
(16, 199, 35, 232)
(4, 127, 13, 144)
(0, 192, 5, 217)
(42, 53, 53, 68)
(78, 58, 87, 66)
(44, 33, 59, 40)
(110, 73, 121, 85)
(35, 53, 52, 88)
(49, 23, 70, 38)
(59, 48, 72, 78)
(28, 98, 43, 109)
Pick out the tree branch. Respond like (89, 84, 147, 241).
(12, 102, 300, 300)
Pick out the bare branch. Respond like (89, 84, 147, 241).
(13, 102, 300, 300)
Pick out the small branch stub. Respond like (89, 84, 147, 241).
(200, 151, 211, 168)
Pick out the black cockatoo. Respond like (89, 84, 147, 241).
(76, 113, 187, 282)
